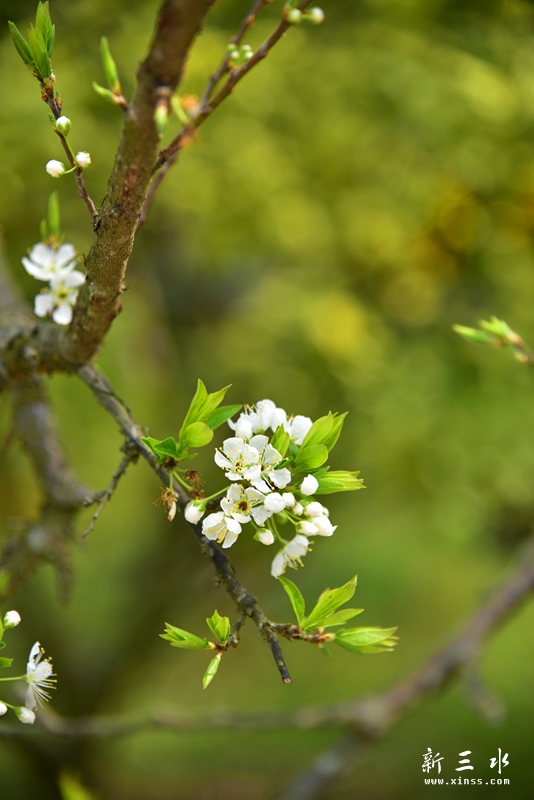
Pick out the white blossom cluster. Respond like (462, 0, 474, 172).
(22, 241, 85, 325)
(184, 400, 336, 578)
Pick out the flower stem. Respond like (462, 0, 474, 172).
(0, 675, 26, 682)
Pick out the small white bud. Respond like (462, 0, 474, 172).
(293, 502, 304, 516)
(264, 493, 285, 513)
(184, 501, 205, 524)
(75, 151, 91, 168)
(3, 610, 21, 628)
(308, 7, 325, 23)
(16, 707, 36, 725)
(305, 501, 324, 518)
(287, 8, 302, 24)
(300, 475, 319, 495)
(46, 160, 65, 178)
(282, 492, 295, 508)
(0, 703, 7, 716)
(55, 115, 71, 134)
(298, 521, 319, 536)
(258, 530, 274, 546)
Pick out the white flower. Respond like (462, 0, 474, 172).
(282, 492, 295, 507)
(220, 484, 271, 525)
(16, 707, 35, 725)
(3, 610, 21, 628)
(184, 501, 205, 524)
(287, 415, 312, 444)
(34, 271, 85, 325)
(264, 492, 285, 513)
(55, 115, 71, 134)
(313, 514, 336, 536)
(301, 474, 319, 495)
(257, 530, 274, 545)
(249, 435, 292, 491)
(75, 151, 91, 168)
(293, 502, 304, 516)
(305, 501, 324, 518)
(22, 242, 78, 281)
(25, 642, 56, 709)
(229, 399, 287, 436)
(0, 703, 7, 715)
(234, 417, 253, 440)
(202, 512, 242, 548)
(214, 437, 261, 482)
(46, 160, 65, 177)
(271, 535, 311, 577)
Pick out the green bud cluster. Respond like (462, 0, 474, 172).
(283, 3, 325, 25)
(453, 317, 534, 364)
(161, 610, 231, 689)
(227, 43, 254, 67)
(93, 36, 126, 107)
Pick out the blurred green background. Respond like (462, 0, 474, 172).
(1, 0, 534, 797)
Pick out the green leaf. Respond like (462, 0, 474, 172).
(35, 2, 54, 57)
(271, 425, 291, 457)
(322, 412, 347, 452)
(179, 379, 209, 435)
(100, 36, 120, 93)
(48, 192, 60, 236)
(315, 471, 364, 495)
(0, 657, 13, 668)
(452, 325, 495, 345)
(0, 642, 6, 651)
(160, 623, 212, 650)
(28, 25, 51, 79)
(8, 22, 34, 69)
(196, 385, 232, 421)
(152, 437, 180, 460)
(180, 422, 213, 449)
(306, 608, 364, 629)
(203, 654, 222, 689)
(293, 444, 328, 471)
(303, 576, 358, 630)
(301, 414, 334, 449)
(206, 610, 231, 643)
(278, 577, 305, 625)
(334, 626, 398, 654)
(93, 82, 119, 103)
(205, 404, 242, 430)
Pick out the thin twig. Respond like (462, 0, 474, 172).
(82, 451, 137, 538)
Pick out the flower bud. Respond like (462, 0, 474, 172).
(305, 501, 324, 518)
(46, 160, 65, 178)
(282, 492, 295, 508)
(75, 151, 91, 168)
(3, 610, 21, 628)
(264, 492, 285, 513)
(293, 502, 304, 516)
(167, 499, 177, 521)
(298, 520, 319, 536)
(258, 530, 274, 546)
(300, 474, 319, 495)
(307, 7, 325, 23)
(0, 703, 7, 716)
(235, 417, 253, 440)
(184, 501, 205, 524)
(55, 115, 71, 134)
(16, 707, 35, 725)
(286, 8, 302, 24)
(313, 515, 336, 536)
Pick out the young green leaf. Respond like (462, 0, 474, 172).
(8, 22, 35, 69)
(271, 425, 291, 457)
(151, 437, 180, 460)
(206, 610, 231, 643)
(48, 192, 60, 236)
(180, 421, 213, 449)
(35, 2, 54, 57)
(322, 412, 347, 452)
(100, 36, 120, 93)
(93, 82, 119, 103)
(293, 444, 328, 471)
(301, 414, 334, 449)
(315, 471, 364, 494)
(0, 642, 6, 651)
(196, 385, 231, 421)
(303, 576, 357, 630)
(28, 26, 51, 79)
(203, 653, 222, 689)
(0, 657, 14, 669)
(179, 379, 209, 435)
(205, 404, 242, 430)
(334, 626, 398, 654)
(305, 607, 364, 629)
(160, 623, 213, 650)
(278, 576, 305, 625)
